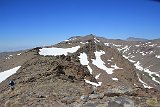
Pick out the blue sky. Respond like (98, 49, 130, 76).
(0, 0, 160, 52)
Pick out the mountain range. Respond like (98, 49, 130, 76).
(0, 34, 160, 107)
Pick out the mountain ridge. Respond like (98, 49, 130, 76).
(0, 34, 160, 107)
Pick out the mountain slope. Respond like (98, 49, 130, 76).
(0, 34, 160, 107)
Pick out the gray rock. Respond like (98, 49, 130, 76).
(108, 96, 134, 107)
(61, 96, 75, 104)
(82, 103, 96, 107)
(89, 94, 100, 99)
(88, 93, 104, 99)
(80, 95, 89, 102)
(105, 86, 133, 95)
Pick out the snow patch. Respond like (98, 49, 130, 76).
(112, 44, 121, 47)
(123, 55, 129, 59)
(155, 55, 160, 59)
(91, 50, 113, 74)
(104, 43, 110, 46)
(107, 59, 112, 62)
(112, 78, 118, 81)
(149, 44, 157, 47)
(84, 79, 102, 87)
(39, 46, 80, 56)
(0, 66, 21, 83)
(92, 50, 122, 74)
(137, 74, 152, 89)
(135, 45, 140, 47)
(94, 37, 100, 43)
(78, 53, 89, 65)
(111, 64, 123, 69)
(140, 51, 146, 56)
(128, 59, 136, 63)
(78, 53, 92, 74)
(80, 42, 85, 44)
(87, 65, 93, 74)
(9, 55, 13, 57)
(135, 61, 160, 84)
(64, 40, 69, 42)
(17, 53, 21, 56)
(95, 73, 101, 79)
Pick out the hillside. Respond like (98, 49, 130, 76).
(0, 35, 160, 107)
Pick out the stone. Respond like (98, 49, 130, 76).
(80, 95, 88, 102)
(108, 96, 134, 107)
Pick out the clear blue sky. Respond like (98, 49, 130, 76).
(0, 0, 160, 52)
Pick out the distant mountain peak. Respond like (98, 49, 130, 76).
(126, 37, 148, 41)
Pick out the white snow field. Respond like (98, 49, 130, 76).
(78, 52, 102, 85)
(0, 66, 21, 83)
(78, 52, 93, 74)
(78, 53, 89, 65)
(39, 46, 80, 56)
(92, 50, 122, 74)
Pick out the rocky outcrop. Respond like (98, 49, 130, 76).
(0, 54, 98, 107)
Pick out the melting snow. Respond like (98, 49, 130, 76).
(78, 53, 89, 65)
(17, 53, 21, 56)
(135, 45, 140, 47)
(123, 55, 129, 59)
(91, 50, 113, 74)
(39, 46, 80, 56)
(111, 64, 123, 69)
(0, 66, 21, 83)
(92, 50, 122, 74)
(107, 59, 112, 61)
(87, 65, 93, 74)
(123, 55, 160, 84)
(128, 59, 136, 63)
(140, 51, 146, 56)
(104, 43, 110, 46)
(149, 44, 157, 47)
(112, 44, 121, 47)
(112, 78, 118, 81)
(123, 55, 136, 63)
(6, 57, 10, 60)
(84, 79, 102, 87)
(80, 42, 85, 44)
(155, 55, 160, 59)
(135, 61, 160, 84)
(94, 37, 100, 43)
(95, 73, 101, 79)
(137, 74, 153, 89)
(78, 53, 93, 74)
(64, 40, 69, 42)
